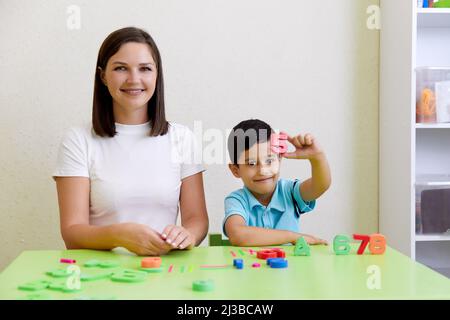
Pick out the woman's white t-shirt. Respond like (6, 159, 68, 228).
(53, 122, 204, 233)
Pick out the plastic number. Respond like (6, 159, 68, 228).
(111, 269, 147, 283)
(353, 234, 370, 255)
(270, 133, 288, 154)
(333, 235, 351, 255)
(369, 233, 386, 255)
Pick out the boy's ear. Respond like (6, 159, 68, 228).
(228, 164, 241, 178)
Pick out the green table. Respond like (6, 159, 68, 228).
(1, 245, 449, 299)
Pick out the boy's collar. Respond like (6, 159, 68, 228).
(243, 180, 286, 212)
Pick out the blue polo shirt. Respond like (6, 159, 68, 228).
(223, 178, 316, 236)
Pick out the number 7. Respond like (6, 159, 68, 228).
(353, 234, 370, 255)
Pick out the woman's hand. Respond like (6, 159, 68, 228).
(161, 225, 196, 250)
(293, 233, 328, 245)
(119, 223, 173, 256)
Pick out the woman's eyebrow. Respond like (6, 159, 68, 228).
(112, 61, 155, 66)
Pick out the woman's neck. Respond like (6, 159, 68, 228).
(113, 103, 149, 125)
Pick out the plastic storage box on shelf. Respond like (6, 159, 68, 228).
(433, 0, 450, 8)
(416, 67, 450, 124)
(419, 0, 450, 8)
(416, 174, 450, 234)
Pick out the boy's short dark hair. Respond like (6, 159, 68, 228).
(227, 119, 274, 164)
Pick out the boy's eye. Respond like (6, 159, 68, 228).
(141, 67, 152, 71)
(114, 66, 126, 71)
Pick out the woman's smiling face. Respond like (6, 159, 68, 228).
(101, 42, 157, 120)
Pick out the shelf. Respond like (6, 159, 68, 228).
(416, 123, 450, 128)
(417, 8, 450, 27)
(416, 234, 450, 241)
(415, 181, 450, 186)
(380, 0, 450, 262)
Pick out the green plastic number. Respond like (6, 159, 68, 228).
(111, 269, 147, 283)
(18, 280, 50, 291)
(333, 235, 351, 255)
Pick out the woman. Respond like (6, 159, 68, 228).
(53, 27, 208, 256)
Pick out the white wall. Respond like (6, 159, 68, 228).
(0, 0, 379, 271)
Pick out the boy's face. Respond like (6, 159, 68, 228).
(229, 141, 281, 196)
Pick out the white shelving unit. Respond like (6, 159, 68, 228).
(380, 0, 450, 278)
(416, 123, 450, 128)
(417, 8, 450, 27)
(416, 234, 450, 241)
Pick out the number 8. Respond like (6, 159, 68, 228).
(369, 233, 386, 255)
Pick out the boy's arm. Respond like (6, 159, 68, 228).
(224, 215, 327, 247)
(300, 152, 331, 202)
(282, 133, 331, 202)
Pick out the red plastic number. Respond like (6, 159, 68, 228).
(353, 234, 370, 255)
(270, 133, 288, 154)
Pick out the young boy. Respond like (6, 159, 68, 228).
(223, 119, 331, 247)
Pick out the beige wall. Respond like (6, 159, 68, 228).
(0, 0, 379, 271)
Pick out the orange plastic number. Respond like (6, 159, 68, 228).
(369, 234, 386, 255)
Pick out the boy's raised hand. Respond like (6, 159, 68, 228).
(282, 133, 324, 160)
